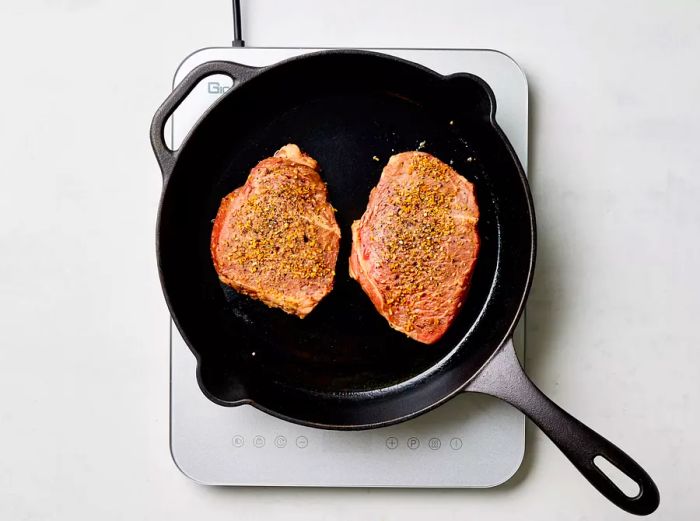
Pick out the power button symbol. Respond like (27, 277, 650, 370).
(386, 437, 398, 449)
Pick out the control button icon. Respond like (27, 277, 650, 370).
(253, 435, 266, 448)
(232, 435, 244, 448)
(449, 437, 463, 450)
(428, 437, 441, 450)
(385, 436, 399, 449)
(274, 435, 287, 448)
(407, 437, 420, 450)
(295, 435, 309, 449)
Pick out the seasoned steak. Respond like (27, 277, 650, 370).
(349, 151, 480, 344)
(211, 144, 341, 318)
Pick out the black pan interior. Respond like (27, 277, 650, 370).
(157, 51, 534, 427)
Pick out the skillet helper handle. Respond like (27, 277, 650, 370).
(149, 60, 258, 179)
(465, 340, 659, 516)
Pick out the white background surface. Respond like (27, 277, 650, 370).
(0, 1, 698, 519)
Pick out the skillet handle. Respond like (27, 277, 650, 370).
(149, 60, 258, 180)
(465, 340, 659, 516)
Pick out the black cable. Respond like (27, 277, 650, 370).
(232, 0, 245, 47)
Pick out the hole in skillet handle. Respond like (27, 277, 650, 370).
(149, 61, 259, 180)
(593, 455, 641, 498)
(466, 340, 660, 516)
(166, 74, 235, 151)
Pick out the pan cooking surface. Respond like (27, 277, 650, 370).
(213, 93, 498, 392)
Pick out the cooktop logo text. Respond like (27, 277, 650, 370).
(207, 81, 230, 95)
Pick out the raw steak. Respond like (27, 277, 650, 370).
(211, 144, 341, 317)
(349, 151, 480, 343)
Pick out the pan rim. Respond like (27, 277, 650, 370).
(155, 49, 536, 429)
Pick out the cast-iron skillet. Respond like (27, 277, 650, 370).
(150, 50, 658, 515)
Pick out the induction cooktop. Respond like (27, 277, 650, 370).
(167, 47, 528, 487)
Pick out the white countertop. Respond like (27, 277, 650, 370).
(0, 1, 698, 519)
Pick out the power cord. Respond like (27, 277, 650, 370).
(232, 0, 245, 47)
